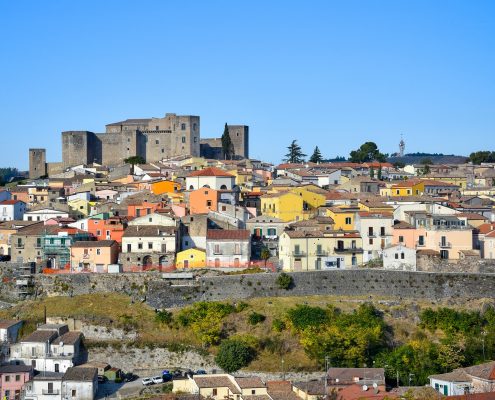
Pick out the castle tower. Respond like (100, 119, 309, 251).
(399, 135, 405, 158)
(228, 125, 249, 159)
(29, 148, 47, 179)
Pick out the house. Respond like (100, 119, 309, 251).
(326, 367, 386, 391)
(179, 214, 210, 251)
(121, 225, 177, 269)
(151, 180, 181, 195)
(23, 208, 69, 222)
(278, 230, 363, 271)
(482, 230, 495, 259)
(185, 167, 236, 191)
(382, 244, 417, 270)
(189, 187, 220, 215)
(430, 361, 495, 396)
(94, 189, 119, 201)
(246, 216, 287, 240)
(176, 248, 206, 269)
(42, 231, 93, 270)
(23, 371, 64, 400)
(261, 191, 305, 222)
(87, 217, 126, 243)
(0, 320, 23, 344)
(206, 229, 251, 268)
(354, 212, 394, 262)
(0, 365, 33, 400)
(61, 366, 98, 400)
(292, 380, 326, 399)
(9, 324, 86, 374)
(70, 240, 119, 273)
(0, 220, 39, 258)
(325, 206, 361, 231)
(266, 380, 300, 400)
(0, 200, 27, 221)
(127, 212, 176, 227)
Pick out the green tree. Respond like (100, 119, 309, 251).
(284, 140, 306, 164)
(468, 151, 495, 165)
(377, 165, 382, 180)
(276, 273, 294, 290)
(124, 156, 145, 174)
(221, 123, 234, 160)
(248, 312, 266, 325)
(369, 167, 375, 179)
(393, 161, 405, 169)
(215, 339, 255, 373)
(260, 247, 271, 267)
(349, 142, 387, 163)
(309, 146, 323, 163)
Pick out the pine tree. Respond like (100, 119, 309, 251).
(309, 146, 323, 163)
(284, 140, 306, 164)
(377, 165, 382, 180)
(221, 123, 234, 160)
(370, 167, 375, 179)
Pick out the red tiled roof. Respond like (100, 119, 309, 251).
(189, 167, 233, 177)
(0, 200, 23, 205)
(475, 223, 495, 235)
(207, 229, 250, 240)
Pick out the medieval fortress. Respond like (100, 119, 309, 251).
(29, 113, 249, 178)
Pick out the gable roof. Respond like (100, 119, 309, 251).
(207, 229, 250, 240)
(189, 167, 234, 177)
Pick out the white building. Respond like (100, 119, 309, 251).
(186, 167, 236, 191)
(23, 208, 69, 222)
(122, 225, 177, 254)
(382, 244, 417, 271)
(0, 200, 27, 221)
(127, 212, 176, 227)
(354, 211, 394, 262)
(206, 229, 251, 268)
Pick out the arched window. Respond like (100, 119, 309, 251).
(220, 185, 227, 190)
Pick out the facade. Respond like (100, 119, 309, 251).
(185, 167, 236, 191)
(382, 244, 417, 270)
(70, 241, 119, 272)
(278, 230, 364, 271)
(23, 208, 69, 222)
(0, 200, 27, 222)
(261, 192, 305, 222)
(205, 229, 251, 267)
(0, 365, 33, 400)
(176, 248, 206, 269)
(246, 216, 287, 240)
(200, 125, 249, 160)
(354, 212, 394, 262)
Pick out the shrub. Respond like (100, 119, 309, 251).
(286, 305, 328, 331)
(155, 310, 173, 325)
(272, 318, 286, 332)
(248, 312, 266, 326)
(276, 273, 293, 290)
(215, 339, 255, 373)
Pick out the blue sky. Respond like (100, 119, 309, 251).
(1, 1, 494, 169)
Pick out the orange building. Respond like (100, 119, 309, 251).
(87, 217, 126, 243)
(151, 180, 181, 195)
(189, 188, 219, 215)
(127, 202, 165, 218)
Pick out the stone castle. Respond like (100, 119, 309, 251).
(29, 113, 249, 178)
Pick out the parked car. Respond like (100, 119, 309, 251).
(124, 373, 138, 382)
(172, 370, 183, 378)
(152, 376, 164, 384)
(0, 255, 11, 262)
(195, 369, 207, 375)
(97, 376, 107, 384)
(142, 377, 153, 386)
(162, 372, 173, 382)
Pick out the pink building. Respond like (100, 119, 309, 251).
(0, 365, 33, 400)
(70, 240, 119, 272)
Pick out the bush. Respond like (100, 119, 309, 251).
(215, 339, 255, 373)
(276, 273, 293, 290)
(155, 310, 173, 325)
(248, 312, 266, 326)
(287, 305, 328, 331)
(272, 318, 286, 332)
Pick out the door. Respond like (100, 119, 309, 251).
(183, 260, 189, 269)
(234, 258, 240, 267)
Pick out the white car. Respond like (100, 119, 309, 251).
(152, 376, 164, 384)
(142, 377, 153, 386)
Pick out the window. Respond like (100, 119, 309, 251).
(193, 123, 197, 131)
(71, 389, 77, 397)
(138, 243, 143, 249)
(401, 252, 405, 259)
(380, 227, 385, 236)
(127, 244, 131, 252)
(294, 244, 300, 255)
(156, 125, 159, 131)
(212, 389, 217, 396)
(345, 217, 352, 225)
(36, 238, 41, 247)
(96, 249, 101, 255)
(235, 244, 241, 254)
(251, 389, 256, 394)
(155, 140, 159, 144)
(214, 244, 220, 254)
(418, 235, 425, 246)
(369, 238, 373, 245)
(207, 200, 212, 207)
(15, 374, 20, 381)
(181, 123, 186, 130)
(48, 382, 53, 394)
(96, 230, 101, 236)
(399, 236, 404, 243)
(5, 375, 10, 382)
(182, 136, 186, 143)
(194, 137, 198, 143)
(148, 242, 153, 250)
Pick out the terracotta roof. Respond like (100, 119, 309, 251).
(393, 221, 415, 229)
(429, 369, 472, 382)
(358, 212, 393, 218)
(417, 249, 440, 256)
(235, 377, 265, 388)
(207, 229, 250, 240)
(293, 380, 325, 395)
(193, 376, 241, 394)
(63, 366, 98, 381)
(266, 381, 300, 400)
(328, 368, 385, 384)
(448, 393, 495, 400)
(123, 225, 176, 237)
(71, 240, 116, 248)
(457, 212, 487, 220)
(336, 384, 398, 400)
(189, 167, 234, 177)
(475, 223, 495, 235)
(0, 200, 23, 205)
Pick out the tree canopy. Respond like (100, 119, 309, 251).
(349, 142, 387, 163)
(468, 151, 495, 165)
(124, 156, 145, 165)
(284, 140, 306, 164)
(309, 146, 323, 163)
(215, 339, 255, 373)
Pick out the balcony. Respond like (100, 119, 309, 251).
(439, 242, 452, 248)
(292, 251, 306, 257)
(334, 247, 363, 253)
(367, 233, 377, 238)
(42, 389, 60, 395)
(315, 250, 328, 256)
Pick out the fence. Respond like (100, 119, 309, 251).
(41, 260, 276, 274)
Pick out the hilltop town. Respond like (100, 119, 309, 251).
(0, 113, 494, 400)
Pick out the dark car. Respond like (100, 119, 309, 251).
(195, 369, 207, 375)
(162, 372, 173, 382)
(97, 376, 107, 383)
(172, 370, 183, 378)
(0, 255, 11, 262)
(124, 373, 138, 382)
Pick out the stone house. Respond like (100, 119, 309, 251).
(127, 211, 176, 227)
(61, 366, 98, 400)
(205, 229, 251, 268)
(121, 225, 176, 269)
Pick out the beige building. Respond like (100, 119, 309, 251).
(279, 230, 363, 271)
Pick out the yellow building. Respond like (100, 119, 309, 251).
(358, 200, 394, 213)
(390, 180, 425, 197)
(261, 191, 307, 222)
(289, 186, 326, 210)
(325, 206, 361, 230)
(176, 248, 206, 269)
(279, 230, 363, 271)
(422, 175, 468, 189)
(68, 198, 92, 217)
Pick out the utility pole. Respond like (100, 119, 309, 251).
(396, 370, 399, 388)
(324, 356, 330, 399)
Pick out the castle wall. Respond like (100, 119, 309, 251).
(62, 131, 96, 167)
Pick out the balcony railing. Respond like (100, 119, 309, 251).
(315, 250, 329, 256)
(439, 242, 452, 248)
(367, 233, 377, 238)
(42, 389, 60, 395)
(334, 247, 364, 253)
(292, 251, 306, 257)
